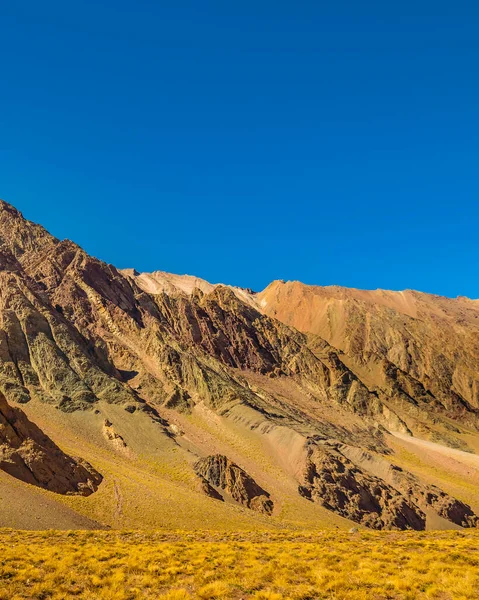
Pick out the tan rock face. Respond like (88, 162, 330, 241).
(0, 200, 477, 529)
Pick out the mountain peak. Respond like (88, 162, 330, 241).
(0, 200, 58, 261)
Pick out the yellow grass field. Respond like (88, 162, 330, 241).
(1, 530, 478, 600)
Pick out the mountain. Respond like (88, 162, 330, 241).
(0, 200, 478, 531)
(258, 281, 479, 439)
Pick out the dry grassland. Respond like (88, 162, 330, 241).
(1, 530, 478, 599)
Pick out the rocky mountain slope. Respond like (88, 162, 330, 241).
(257, 281, 479, 441)
(0, 200, 478, 531)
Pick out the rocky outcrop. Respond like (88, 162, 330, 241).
(194, 454, 273, 515)
(394, 468, 477, 527)
(196, 474, 224, 502)
(299, 442, 426, 530)
(0, 393, 101, 495)
(338, 443, 478, 528)
(102, 419, 130, 455)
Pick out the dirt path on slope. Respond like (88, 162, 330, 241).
(113, 481, 123, 522)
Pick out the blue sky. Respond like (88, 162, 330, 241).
(1, 1, 478, 297)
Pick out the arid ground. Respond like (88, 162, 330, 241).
(2, 529, 479, 600)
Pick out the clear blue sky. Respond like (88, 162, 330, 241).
(1, 1, 478, 297)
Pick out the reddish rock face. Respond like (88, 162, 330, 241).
(0, 199, 477, 529)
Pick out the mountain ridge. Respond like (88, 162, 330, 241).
(0, 199, 477, 531)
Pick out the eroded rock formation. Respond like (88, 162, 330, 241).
(0, 393, 101, 495)
(338, 443, 478, 528)
(298, 442, 426, 530)
(194, 454, 273, 515)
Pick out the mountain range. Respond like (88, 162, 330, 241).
(0, 200, 478, 531)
